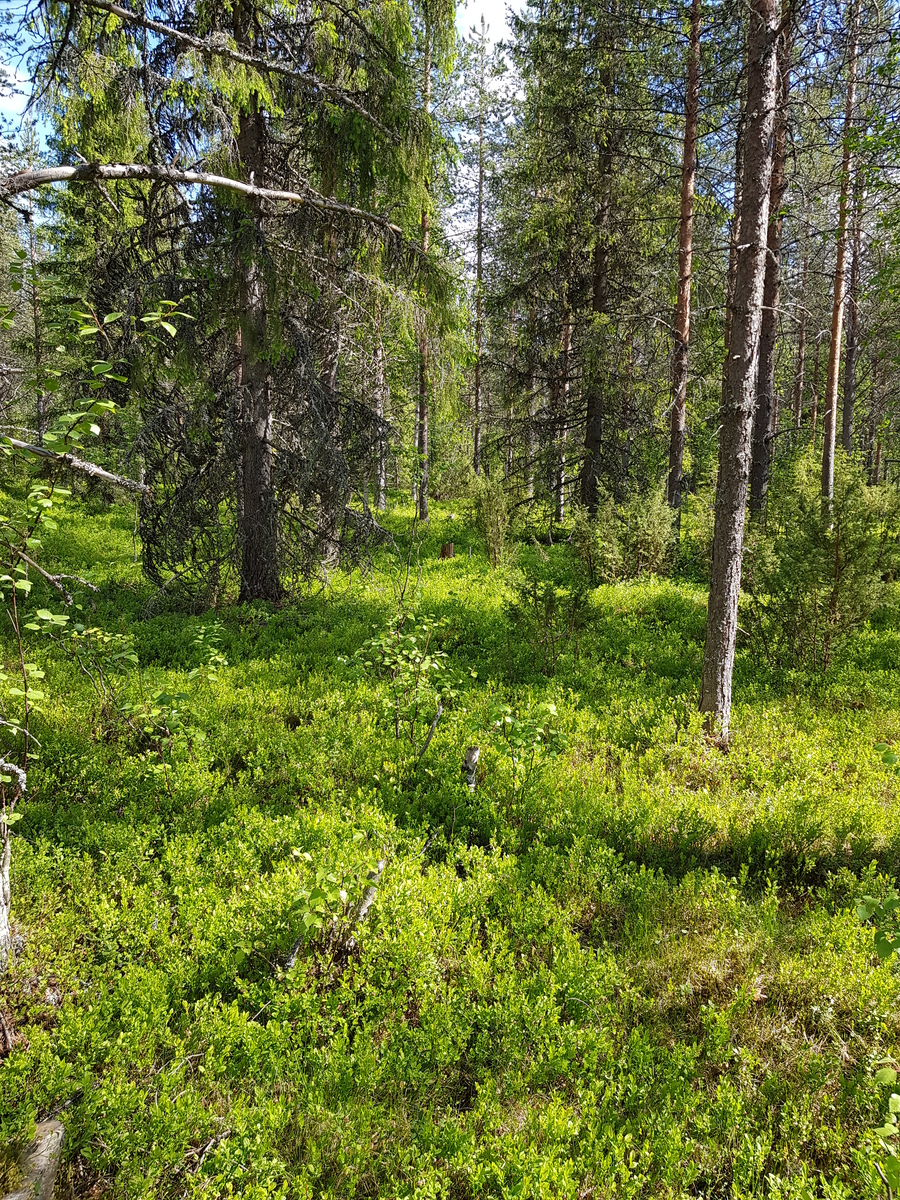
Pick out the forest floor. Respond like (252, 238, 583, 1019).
(2, 497, 900, 1199)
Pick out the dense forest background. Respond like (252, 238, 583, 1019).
(3, 0, 900, 1195)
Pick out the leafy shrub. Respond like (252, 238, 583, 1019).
(744, 454, 900, 671)
(355, 612, 451, 766)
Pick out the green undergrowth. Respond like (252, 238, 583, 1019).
(2, 497, 900, 1198)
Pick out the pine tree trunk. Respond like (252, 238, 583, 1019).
(821, 0, 860, 501)
(699, 0, 780, 740)
(235, 89, 281, 603)
(749, 15, 791, 516)
(667, 0, 701, 513)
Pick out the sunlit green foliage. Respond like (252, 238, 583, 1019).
(0, 497, 898, 1196)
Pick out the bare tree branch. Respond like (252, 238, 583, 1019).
(0, 164, 402, 235)
(2, 436, 151, 494)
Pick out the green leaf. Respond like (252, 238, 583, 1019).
(875, 1068, 898, 1085)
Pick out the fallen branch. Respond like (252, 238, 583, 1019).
(0, 166, 403, 236)
(2, 436, 150, 494)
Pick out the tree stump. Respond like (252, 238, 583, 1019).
(440, 542, 454, 559)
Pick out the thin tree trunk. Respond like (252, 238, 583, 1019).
(821, 0, 860, 501)
(0, 825, 10, 975)
(792, 230, 809, 428)
(721, 76, 746, 412)
(374, 328, 387, 511)
(473, 33, 485, 476)
(810, 331, 822, 441)
(842, 168, 864, 453)
(749, 14, 791, 515)
(28, 201, 48, 442)
(667, 0, 702, 513)
(580, 170, 611, 513)
(700, 0, 779, 740)
(234, 65, 281, 603)
(527, 305, 537, 500)
(416, 35, 432, 521)
(555, 304, 572, 523)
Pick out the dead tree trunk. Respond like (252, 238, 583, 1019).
(667, 0, 702, 514)
(749, 13, 791, 516)
(821, 0, 860, 501)
(699, 0, 780, 740)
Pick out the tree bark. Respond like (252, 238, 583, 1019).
(699, 0, 780, 740)
(821, 0, 860, 501)
(749, 14, 791, 516)
(667, 0, 701, 513)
